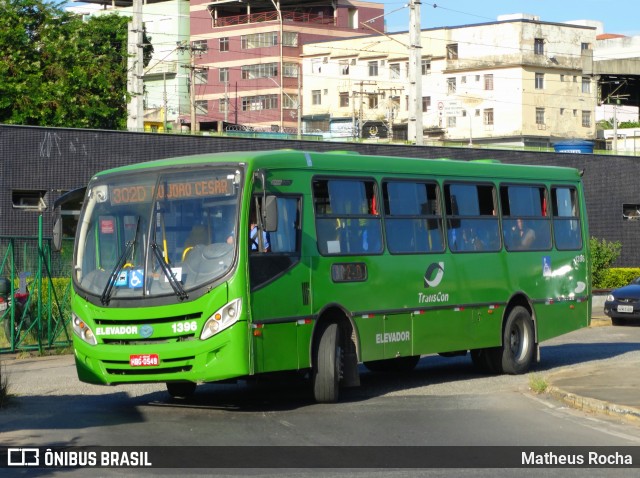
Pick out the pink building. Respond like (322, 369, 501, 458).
(188, 0, 384, 133)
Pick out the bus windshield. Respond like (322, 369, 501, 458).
(74, 167, 242, 300)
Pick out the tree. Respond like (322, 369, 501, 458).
(0, 0, 153, 129)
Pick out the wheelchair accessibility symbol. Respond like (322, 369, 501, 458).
(129, 269, 144, 289)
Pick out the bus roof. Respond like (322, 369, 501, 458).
(94, 149, 582, 182)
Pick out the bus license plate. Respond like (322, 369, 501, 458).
(617, 305, 634, 313)
(130, 354, 159, 367)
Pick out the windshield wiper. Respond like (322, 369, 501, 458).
(150, 242, 188, 301)
(101, 217, 140, 305)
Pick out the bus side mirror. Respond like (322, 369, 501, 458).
(263, 195, 278, 232)
(52, 216, 63, 252)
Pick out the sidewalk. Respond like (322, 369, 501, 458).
(546, 315, 640, 424)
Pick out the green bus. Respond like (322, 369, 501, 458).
(66, 149, 590, 402)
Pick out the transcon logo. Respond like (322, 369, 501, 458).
(424, 262, 445, 288)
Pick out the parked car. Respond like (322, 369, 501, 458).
(604, 277, 640, 325)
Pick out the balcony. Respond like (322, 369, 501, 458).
(212, 10, 334, 28)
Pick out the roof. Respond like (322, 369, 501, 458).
(94, 150, 582, 183)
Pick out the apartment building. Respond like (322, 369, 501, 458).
(302, 14, 599, 146)
(188, 0, 384, 133)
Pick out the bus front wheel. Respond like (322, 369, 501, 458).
(166, 381, 197, 399)
(494, 306, 535, 375)
(313, 323, 343, 403)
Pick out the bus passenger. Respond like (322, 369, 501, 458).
(513, 218, 535, 249)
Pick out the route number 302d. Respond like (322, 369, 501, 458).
(171, 321, 198, 334)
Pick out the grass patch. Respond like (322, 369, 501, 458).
(528, 373, 548, 394)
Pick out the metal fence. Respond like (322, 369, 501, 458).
(0, 236, 73, 353)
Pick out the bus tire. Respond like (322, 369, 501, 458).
(313, 323, 342, 403)
(363, 355, 420, 373)
(166, 381, 196, 399)
(495, 306, 535, 375)
(470, 349, 500, 374)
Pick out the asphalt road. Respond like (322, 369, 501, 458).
(1, 324, 640, 477)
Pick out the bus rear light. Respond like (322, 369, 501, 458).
(72, 313, 97, 346)
(201, 298, 242, 340)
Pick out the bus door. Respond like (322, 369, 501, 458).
(248, 195, 311, 373)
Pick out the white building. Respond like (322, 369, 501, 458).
(302, 14, 598, 146)
(70, 0, 191, 132)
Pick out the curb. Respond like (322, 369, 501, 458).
(547, 385, 640, 424)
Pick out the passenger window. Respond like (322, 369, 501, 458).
(552, 187, 582, 250)
(500, 185, 551, 251)
(444, 183, 500, 252)
(313, 178, 382, 255)
(383, 181, 444, 254)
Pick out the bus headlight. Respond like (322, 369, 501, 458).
(201, 298, 242, 340)
(72, 313, 97, 346)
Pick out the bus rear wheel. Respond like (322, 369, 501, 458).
(313, 323, 343, 403)
(493, 306, 535, 375)
(166, 381, 197, 399)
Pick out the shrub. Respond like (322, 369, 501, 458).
(590, 237, 622, 289)
(599, 268, 640, 290)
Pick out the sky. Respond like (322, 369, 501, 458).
(381, 0, 640, 36)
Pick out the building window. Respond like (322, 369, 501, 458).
(581, 76, 591, 93)
(536, 107, 545, 126)
(241, 63, 278, 80)
(283, 62, 298, 78)
(195, 100, 208, 115)
(241, 32, 277, 49)
(368, 93, 378, 109)
(447, 77, 456, 94)
(219, 98, 229, 113)
(484, 108, 494, 126)
(535, 73, 544, 89)
(219, 37, 229, 52)
(242, 95, 277, 111)
(192, 39, 208, 55)
(283, 31, 298, 47)
(12, 190, 47, 210)
(311, 59, 322, 74)
(195, 69, 208, 85)
(283, 94, 298, 109)
(339, 59, 350, 75)
(219, 68, 229, 83)
(581, 42, 591, 51)
(421, 59, 431, 75)
(339, 92, 349, 107)
(582, 111, 591, 127)
(368, 61, 378, 77)
(484, 74, 493, 90)
(389, 63, 400, 79)
(560, 74, 565, 82)
(312, 90, 321, 105)
(534, 38, 544, 55)
(422, 96, 430, 112)
(446, 43, 458, 60)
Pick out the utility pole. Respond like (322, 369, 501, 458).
(127, 0, 144, 132)
(408, 0, 423, 145)
(179, 42, 207, 134)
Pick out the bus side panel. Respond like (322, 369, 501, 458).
(252, 322, 298, 373)
(535, 251, 590, 342)
(353, 316, 385, 362)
